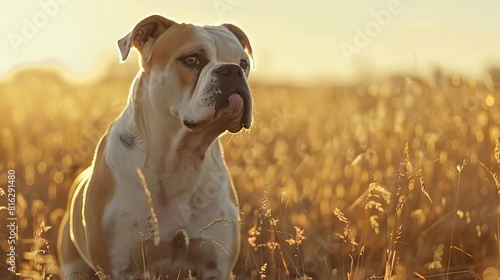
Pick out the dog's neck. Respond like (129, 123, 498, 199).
(116, 71, 227, 199)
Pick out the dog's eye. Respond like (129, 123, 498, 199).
(239, 59, 248, 70)
(184, 56, 200, 65)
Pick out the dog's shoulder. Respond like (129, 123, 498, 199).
(83, 133, 116, 272)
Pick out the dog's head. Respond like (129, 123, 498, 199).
(118, 15, 253, 134)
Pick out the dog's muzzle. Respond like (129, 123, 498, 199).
(213, 64, 252, 128)
(184, 64, 252, 132)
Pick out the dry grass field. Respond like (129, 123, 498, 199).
(1, 64, 500, 279)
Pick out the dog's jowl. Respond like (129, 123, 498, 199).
(58, 15, 253, 279)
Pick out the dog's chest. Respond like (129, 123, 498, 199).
(106, 187, 237, 250)
(153, 190, 232, 239)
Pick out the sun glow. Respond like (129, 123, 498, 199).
(1, 0, 500, 83)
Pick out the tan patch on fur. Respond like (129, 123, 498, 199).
(58, 131, 117, 277)
(62, 131, 116, 275)
(149, 24, 201, 92)
(84, 133, 116, 274)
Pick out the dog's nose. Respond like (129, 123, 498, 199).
(216, 64, 244, 79)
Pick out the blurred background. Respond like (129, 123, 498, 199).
(1, 0, 500, 279)
(2, 0, 500, 83)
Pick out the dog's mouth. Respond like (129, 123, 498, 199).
(223, 93, 252, 133)
(182, 91, 252, 133)
(182, 62, 253, 133)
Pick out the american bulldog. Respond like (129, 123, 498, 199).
(58, 15, 253, 279)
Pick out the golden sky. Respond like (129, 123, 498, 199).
(1, 0, 500, 83)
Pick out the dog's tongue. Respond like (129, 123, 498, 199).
(228, 93, 244, 111)
(227, 93, 252, 129)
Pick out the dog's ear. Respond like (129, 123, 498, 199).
(117, 15, 176, 62)
(221, 23, 253, 60)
